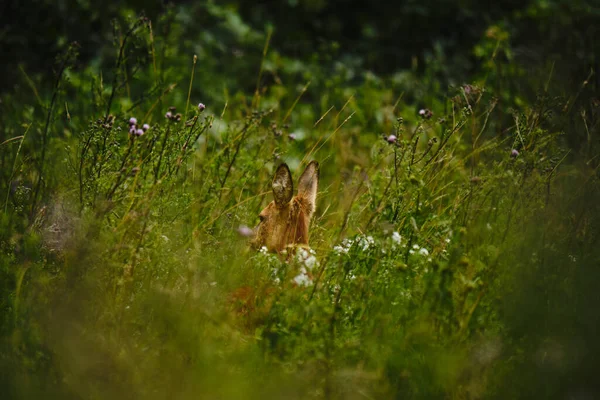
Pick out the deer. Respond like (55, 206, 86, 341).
(251, 160, 319, 254)
(229, 161, 319, 328)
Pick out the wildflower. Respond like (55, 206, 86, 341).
(386, 134, 397, 144)
(511, 149, 519, 158)
(128, 117, 137, 126)
(198, 103, 206, 112)
(392, 232, 402, 245)
(142, 123, 150, 131)
(334, 245, 348, 255)
(418, 248, 429, 256)
(135, 129, 144, 136)
(304, 254, 318, 269)
(175, 113, 182, 122)
(296, 248, 318, 270)
(288, 133, 297, 140)
(419, 108, 433, 119)
(259, 246, 268, 255)
(129, 126, 137, 135)
(358, 235, 375, 251)
(293, 269, 313, 287)
(165, 111, 173, 119)
(237, 225, 254, 237)
(412, 244, 420, 250)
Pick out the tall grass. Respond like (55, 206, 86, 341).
(1, 13, 599, 400)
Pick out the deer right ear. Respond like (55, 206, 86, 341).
(272, 163, 293, 207)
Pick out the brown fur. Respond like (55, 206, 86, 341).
(230, 162, 319, 330)
(251, 161, 319, 253)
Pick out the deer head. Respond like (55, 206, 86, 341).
(251, 161, 319, 253)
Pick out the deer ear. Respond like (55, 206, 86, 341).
(297, 161, 319, 211)
(272, 163, 293, 207)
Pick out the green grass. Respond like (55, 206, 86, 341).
(1, 12, 599, 400)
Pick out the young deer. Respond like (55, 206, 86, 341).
(230, 162, 319, 329)
(251, 161, 319, 253)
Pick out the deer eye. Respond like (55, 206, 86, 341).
(259, 215, 266, 222)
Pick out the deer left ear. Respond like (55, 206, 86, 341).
(272, 163, 294, 207)
(297, 161, 319, 212)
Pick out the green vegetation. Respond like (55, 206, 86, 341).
(1, 1, 599, 398)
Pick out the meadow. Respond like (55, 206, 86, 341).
(1, 3, 599, 399)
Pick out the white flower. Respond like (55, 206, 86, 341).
(413, 244, 420, 250)
(304, 254, 318, 270)
(297, 248, 309, 259)
(292, 271, 313, 287)
(409, 250, 415, 255)
(296, 248, 319, 270)
(359, 235, 375, 251)
(392, 231, 402, 244)
(260, 246, 268, 254)
(333, 245, 348, 254)
(418, 248, 429, 256)
(445, 238, 451, 243)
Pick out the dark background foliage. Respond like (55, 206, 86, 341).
(3, 1, 598, 89)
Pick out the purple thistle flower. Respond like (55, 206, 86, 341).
(386, 135, 397, 144)
(129, 117, 137, 126)
(142, 123, 150, 131)
(511, 149, 519, 158)
(419, 108, 433, 119)
(136, 129, 144, 136)
(165, 111, 172, 119)
(129, 126, 137, 135)
(198, 103, 206, 112)
(237, 225, 254, 237)
(288, 133, 297, 140)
